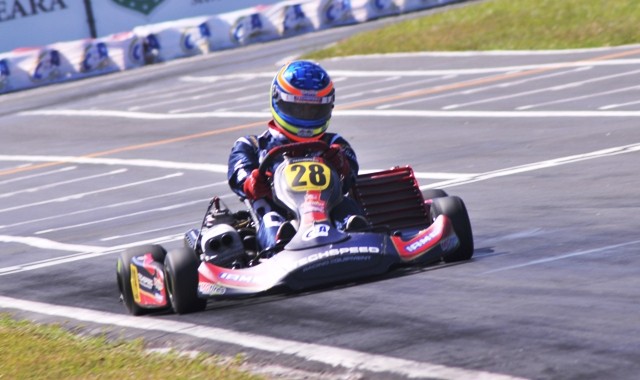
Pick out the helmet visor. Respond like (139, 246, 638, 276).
(276, 99, 333, 122)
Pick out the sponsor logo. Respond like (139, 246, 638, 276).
(81, 42, 110, 73)
(405, 229, 439, 253)
(129, 34, 160, 65)
(293, 246, 381, 269)
(137, 271, 154, 291)
(198, 282, 227, 296)
(302, 224, 330, 241)
(219, 272, 258, 284)
(370, 0, 398, 12)
(231, 13, 265, 44)
(129, 37, 144, 65)
(323, 0, 352, 24)
(111, 0, 164, 16)
(0, 59, 9, 91)
(282, 4, 309, 33)
(153, 273, 164, 292)
(31, 49, 61, 83)
(180, 22, 211, 53)
(0, 0, 67, 22)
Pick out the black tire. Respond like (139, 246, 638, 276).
(116, 245, 167, 316)
(164, 247, 207, 314)
(429, 196, 474, 262)
(422, 189, 448, 200)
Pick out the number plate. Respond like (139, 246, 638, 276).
(284, 162, 331, 191)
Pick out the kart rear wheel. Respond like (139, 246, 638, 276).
(116, 245, 167, 316)
(429, 196, 474, 262)
(164, 247, 207, 314)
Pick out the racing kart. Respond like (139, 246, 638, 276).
(116, 141, 474, 315)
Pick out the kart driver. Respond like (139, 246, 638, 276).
(227, 60, 368, 252)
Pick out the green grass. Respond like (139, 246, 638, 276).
(0, 314, 263, 380)
(305, 0, 640, 59)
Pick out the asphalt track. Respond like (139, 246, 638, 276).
(1, 10, 640, 380)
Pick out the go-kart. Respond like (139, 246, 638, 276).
(116, 141, 474, 315)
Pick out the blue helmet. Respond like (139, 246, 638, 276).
(270, 60, 335, 141)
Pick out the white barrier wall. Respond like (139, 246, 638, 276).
(91, 0, 284, 38)
(0, 0, 284, 53)
(0, 0, 467, 94)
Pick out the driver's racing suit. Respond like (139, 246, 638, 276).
(227, 121, 363, 251)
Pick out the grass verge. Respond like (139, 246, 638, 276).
(305, 0, 640, 59)
(0, 314, 262, 380)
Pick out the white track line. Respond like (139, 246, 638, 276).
(326, 45, 640, 58)
(517, 84, 640, 110)
(377, 66, 591, 110)
(19, 109, 640, 119)
(482, 240, 640, 274)
(180, 58, 640, 79)
(0, 155, 228, 172)
(0, 168, 127, 199)
(0, 172, 183, 214)
(0, 166, 76, 185)
(0, 183, 221, 230)
(422, 142, 640, 189)
(34, 197, 211, 235)
(100, 221, 195, 242)
(442, 68, 640, 110)
(19, 109, 270, 119)
(0, 296, 524, 380)
(0, 235, 102, 253)
(2, 143, 637, 266)
(0, 155, 471, 180)
(0, 234, 182, 275)
(340, 110, 640, 118)
(600, 98, 640, 110)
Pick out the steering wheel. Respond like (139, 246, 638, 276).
(258, 141, 330, 179)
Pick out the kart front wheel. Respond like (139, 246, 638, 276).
(429, 196, 474, 262)
(116, 245, 167, 316)
(164, 248, 207, 314)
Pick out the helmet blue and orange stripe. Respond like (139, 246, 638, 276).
(270, 60, 335, 141)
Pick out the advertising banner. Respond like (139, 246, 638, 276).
(91, 0, 283, 38)
(0, 0, 90, 52)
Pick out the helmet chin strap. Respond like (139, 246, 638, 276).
(269, 120, 323, 143)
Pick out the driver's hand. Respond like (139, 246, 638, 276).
(323, 144, 351, 178)
(243, 169, 271, 201)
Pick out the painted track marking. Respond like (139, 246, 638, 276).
(0, 296, 525, 380)
(422, 142, 640, 189)
(0, 183, 220, 230)
(0, 121, 264, 177)
(443, 68, 640, 110)
(482, 240, 640, 274)
(0, 166, 76, 185)
(0, 168, 127, 199)
(0, 143, 637, 271)
(377, 66, 592, 110)
(0, 172, 184, 214)
(0, 235, 182, 275)
(21, 109, 640, 120)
